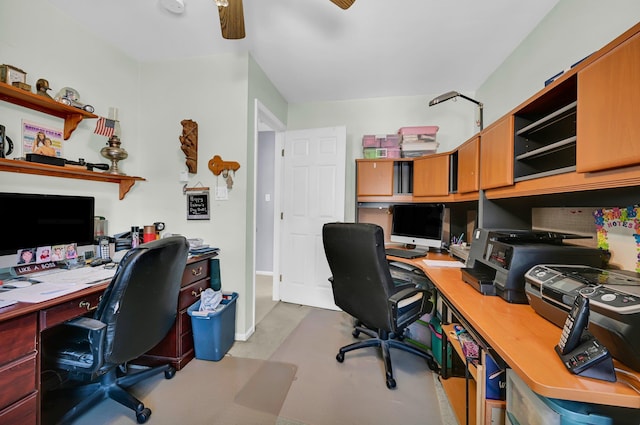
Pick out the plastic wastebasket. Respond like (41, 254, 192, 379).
(187, 292, 238, 361)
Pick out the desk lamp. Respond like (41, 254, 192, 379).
(429, 91, 484, 131)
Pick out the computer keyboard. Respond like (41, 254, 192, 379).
(385, 248, 428, 259)
(30, 266, 116, 285)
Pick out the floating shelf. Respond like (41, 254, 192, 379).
(0, 158, 145, 200)
(0, 82, 97, 139)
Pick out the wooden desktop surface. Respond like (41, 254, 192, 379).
(389, 252, 640, 409)
(0, 282, 109, 323)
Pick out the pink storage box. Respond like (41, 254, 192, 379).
(380, 134, 402, 148)
(362, 135, 379, 147)
(398, 126, 439, 136)
(384, 148, 401, 158)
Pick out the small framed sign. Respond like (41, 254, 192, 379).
(187, 190, 210, 220)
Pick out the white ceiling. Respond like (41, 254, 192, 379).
(48, 0, 560, 104)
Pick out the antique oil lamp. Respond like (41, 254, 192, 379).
(100, 135, 128, 175)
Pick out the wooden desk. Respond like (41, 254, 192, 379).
(398, 259, 640, 409)
(0, 282, 107, 425)
(0, 253, 216, 425)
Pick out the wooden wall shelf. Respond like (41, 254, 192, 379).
(0, 158, 145, 200)
(0, 82, 97, 139)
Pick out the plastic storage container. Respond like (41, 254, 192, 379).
(187, 292, 238, 361)
(506, 369, 638, 425)
(429, 316, 452, 367)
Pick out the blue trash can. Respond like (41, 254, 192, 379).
(187, 292, 238, 361)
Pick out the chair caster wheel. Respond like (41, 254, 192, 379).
(336, 352, 345, 363)
(165, 366, 176, 379)
(427, 359, 437, 371)
(386, 378, 396, 389)
(136, 407, 152, 423)
(352, 329, 360, 338)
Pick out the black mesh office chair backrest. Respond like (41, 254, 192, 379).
(322, 222, 396, 332)
(95, 236, 190, 365)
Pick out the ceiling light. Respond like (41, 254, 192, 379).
(428, 91, 484, 130)
(160, 0, 185, 14)
(215, 0, 229, 6)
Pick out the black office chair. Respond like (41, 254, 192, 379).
(42, 236, 190, 424)
(322, 222, 437, 389)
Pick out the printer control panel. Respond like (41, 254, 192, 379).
(525, 265, 640, 314)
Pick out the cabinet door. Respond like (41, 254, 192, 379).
(480, 116, 514, 190)
(356, 160, 394, 196)
(413, 154, 449, 196)
(457, 136, 480, 194)
(577, 31, 640, 172)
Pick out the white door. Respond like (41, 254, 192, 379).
(280, 126, 346, 310)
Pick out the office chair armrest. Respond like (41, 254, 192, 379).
(389, 287, 432, 330)
(388, 286, 429, 306)
(60, 316, 108, 375)
(66, 316, 107, 332)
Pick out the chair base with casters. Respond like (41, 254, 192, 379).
(42, 361, 176, 424)
(336, 323, 437, 389)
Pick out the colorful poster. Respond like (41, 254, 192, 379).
(593, 206, 640, 272)
(22, 120, 63, 158)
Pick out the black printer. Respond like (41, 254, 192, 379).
(525, 264, 640, 372)
(461, 229, 606, 303)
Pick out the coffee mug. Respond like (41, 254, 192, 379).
(0, 125, 14, 158)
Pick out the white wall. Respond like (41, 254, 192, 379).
(0, 0, 141, 237)
(287, 2, 640, 222)
(256, 131, 276, 273)
(477, 0, 640, 125)
(3, 0, 639, 337)
(0, 0, 288, 338)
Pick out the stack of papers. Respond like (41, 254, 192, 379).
(422, 259, 466, 268)
(1, 266, 116, 303)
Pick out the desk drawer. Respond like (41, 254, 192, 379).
(182, 259, 209, 287)
(0, 353, 36, 410)
(179, 278, 211, 311)
(0, 314, 37, 366)
(40, 292, 103, 330)
(0, 391, 37, 425)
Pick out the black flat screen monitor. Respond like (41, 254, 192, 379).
(390, 203, 444, 250)
(0, 192, 95, 256)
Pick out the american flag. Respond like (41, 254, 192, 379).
(94, 117, 115, 137)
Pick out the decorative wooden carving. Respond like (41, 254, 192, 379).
(179, 119, 198, 173)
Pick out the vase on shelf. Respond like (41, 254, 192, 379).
(100, 135, 128, 175)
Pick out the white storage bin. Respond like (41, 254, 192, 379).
(506, 369, 638, 425)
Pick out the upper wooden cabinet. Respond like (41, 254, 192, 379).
(356, 159, 394, 196)
(480, 116, 514, 190)
(577, 30, 640, 173)
(457, 136, 480, 194)
(413, 153, 450, 197)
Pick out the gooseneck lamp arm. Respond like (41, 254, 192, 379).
(428, 91, 484, 131)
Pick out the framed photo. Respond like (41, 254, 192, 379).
(22, 120, 63, 158)
(36, 246, 52, 264)
(17, 248, 36, 265)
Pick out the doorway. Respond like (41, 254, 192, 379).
(253, 100, 285, 332)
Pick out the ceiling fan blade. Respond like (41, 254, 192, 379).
(218, 0, 245, 40)
(330, 0, 355, 9)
